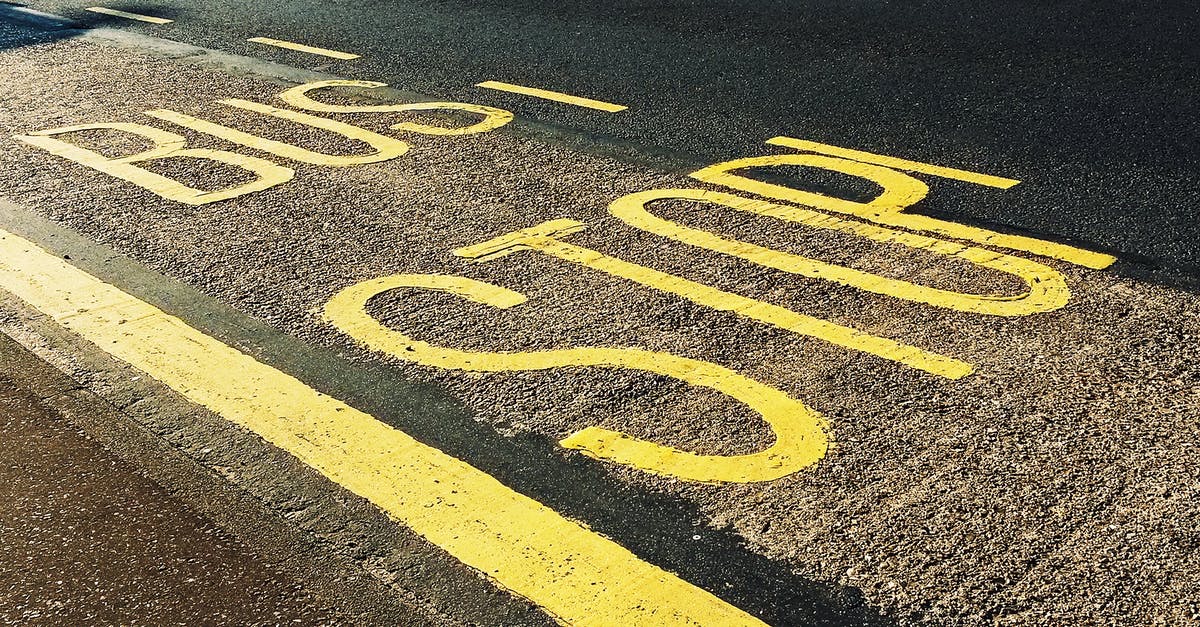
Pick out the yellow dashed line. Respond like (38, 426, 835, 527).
(247, 37, 360, 60)
(0, 228, 763, 627)
(476, 80, 627, 112)
(85, 6, 172, 24)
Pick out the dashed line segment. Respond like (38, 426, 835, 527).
(247, 37, 360, 60)
(85, 6, 172, 24)
(476, 80, 627, 112)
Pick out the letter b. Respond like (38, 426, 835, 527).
(15, 122, 294, 205)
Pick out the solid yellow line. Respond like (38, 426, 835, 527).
(767, 136, 1021, 189)
(0, 228, 761, 627)
(247, 37, 359, 60)
(85, 6, 173, 24)
(476, 80, 627, 112)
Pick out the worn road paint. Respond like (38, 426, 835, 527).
(146, 100, 410, 166)
(279, 80, 514, 136)
(610, 188, 1071, 316)
(247, 37, 360, 60)
(476, 80, 627, 112)
(325, 273, 829, 483)
(455, 220, 974, 379)
(14, 122, 293, 205)
(691, 140, 1116, 270)
(0, 228, 764, 627)
(84, 6, 173, 24)
(767, 137, 1020, 189)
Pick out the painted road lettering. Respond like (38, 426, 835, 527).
(11, 78, 1114, 492)
(1, 62, 1132, 623)
(323, 273, 828, 483)
(454, 219, 974, 379)
(279, 80, 515, 136)
(15, 80, 514, 203)
(14, 122, 293, 205)
(609, 188, 1071, 316)
(146, 99, 411, 166)
(768, 137, 1022, 189)
(691, 138, 1116, 270)
(0, 227, 763, 627)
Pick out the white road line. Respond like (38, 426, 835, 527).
(85, 7, 172, 24)
(247, 37, 359, 60)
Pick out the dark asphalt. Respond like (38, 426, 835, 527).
(0, 3, 1198, 626)
(15, 0, 1200, 281)
(0, 376, 336, 626)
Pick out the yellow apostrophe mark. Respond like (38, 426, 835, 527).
(324, 273, 829, 484)
(0, 228, 764, 627)
(278, 80, 514, 136)
(691, 139, 1116, 270)
(610, 188, 1071, 317)
(454, 220, 974, 379)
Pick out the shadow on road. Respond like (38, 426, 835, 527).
(290, 334, 896, 626)
(0, 1, 181, 49)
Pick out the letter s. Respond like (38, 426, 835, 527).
(323, 273, 829, 483)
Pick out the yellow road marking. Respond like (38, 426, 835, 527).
(14, 122, 294, 205)
(325, 273, 828, 483)
(455, 220, 974, 379)
(85, 6, 173, 24)
(610, 188, 1070, 317)
(691, 143, 1117, 270)
(247, 37, 360, 60)
(146, 99, 411, 167)
(15, 79, 516, 204)
(278, 80, 515, 136)
(767, 136, 1021, 189)
(476, 80, 627, 112)
(0, 229, 762, 626)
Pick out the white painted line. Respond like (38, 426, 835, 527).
(247, 37, 359, 60)
(85, 7, 172, 24)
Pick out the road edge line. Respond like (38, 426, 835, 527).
(0, 225, 764, 626)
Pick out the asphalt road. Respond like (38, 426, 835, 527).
(17, 0, 1200, 282)
(0, 3, 1197, 625)
(0, 368, 336, 626)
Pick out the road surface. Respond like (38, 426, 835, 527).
(0, 2, 1196, 624)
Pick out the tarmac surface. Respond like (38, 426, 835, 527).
(19, 0, 1200, 280)
(0, 359, 338, 626)
(0, 3, 1197, 625)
